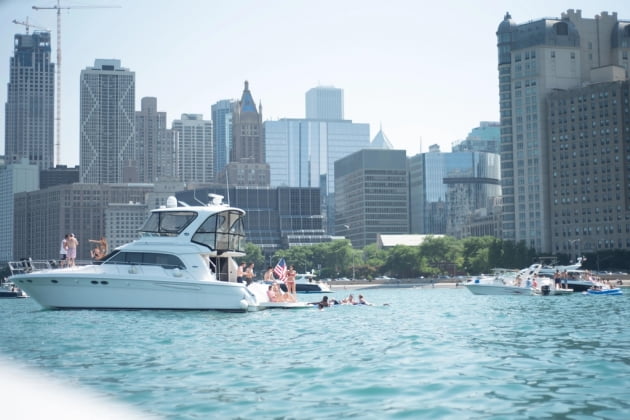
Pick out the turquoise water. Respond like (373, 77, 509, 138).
(2, 287, 630, 419)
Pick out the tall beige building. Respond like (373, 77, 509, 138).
(496, 10, 630, 253)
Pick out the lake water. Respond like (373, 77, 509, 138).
(2, 286, 629, 419)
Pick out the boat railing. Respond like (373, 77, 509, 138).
(8, 258, 94, 275)
(8, 259, 55, 275)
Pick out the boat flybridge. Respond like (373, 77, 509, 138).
(10, 194, 262, 311)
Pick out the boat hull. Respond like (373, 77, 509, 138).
(11, 270, 259, 312)
(464, 284, 532, 295)
(584, 288, 623, 296)
(0, 290, 28, 298)
(279, 282, 331, 293)
(566, 281, 599, 293)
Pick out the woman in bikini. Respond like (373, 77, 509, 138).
(285, 265, 297, 295)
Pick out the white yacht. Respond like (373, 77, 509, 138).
(9, 195, 261, 312)
(463, 269, 533, 296)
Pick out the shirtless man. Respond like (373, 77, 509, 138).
(66, 233, 79, 267)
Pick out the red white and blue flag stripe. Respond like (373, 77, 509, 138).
(273, 258, 287, 281)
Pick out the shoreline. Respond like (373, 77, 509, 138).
(329, 276, 629, 292)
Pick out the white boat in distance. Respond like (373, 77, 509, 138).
(9, 195, 261, 312)
(464, 268, 534, 295)
(278, 273, 331, 293)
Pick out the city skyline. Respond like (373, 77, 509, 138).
(2, 1, 630, 167)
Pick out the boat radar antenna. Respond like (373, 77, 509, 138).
(192, 189, 205, 206)
(208, 193, 224, 206)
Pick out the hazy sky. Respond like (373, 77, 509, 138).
(1, 0, 630, 166)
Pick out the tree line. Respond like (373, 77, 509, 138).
(239, 236, 630, 279)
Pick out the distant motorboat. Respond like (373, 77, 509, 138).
(0, 278, 28, 299)
(583, 288, 623, 296)
(534, 257, 596, 292)
(8, 195, 261, 312)
(463, 269, 532, 296)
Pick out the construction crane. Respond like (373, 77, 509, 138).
(12, 17, 49, 34)
(32, 1, 121, 166)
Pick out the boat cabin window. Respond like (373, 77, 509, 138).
(139, 211, 197, 236)
(104, 252, 185, 269)
(192, 210, 245, 253)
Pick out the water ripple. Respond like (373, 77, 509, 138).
(2, 288, 630, 419)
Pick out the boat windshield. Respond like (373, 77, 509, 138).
(192, 210, 246, 253)
(139, 211, 197, 236)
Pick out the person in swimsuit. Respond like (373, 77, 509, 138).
(285, 265, 297, 295)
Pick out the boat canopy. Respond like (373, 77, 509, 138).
(140, 211, 197, 236)
(192, 210, 246, 253)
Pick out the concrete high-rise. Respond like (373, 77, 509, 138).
(80, 59, 136, 184)
(496, 9, 630, 252)
(171, 114, 213, 184)
(135, 97, 178, 182)
(0, 158, 39, 263)
(4, 31, 54, 171)
(306, 86, 344, 120)
(546, 80, 630, 258)
(13, 183, 154, 261)
(335, 149, 409, 247)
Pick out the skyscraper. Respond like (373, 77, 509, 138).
(135, 97, 177, 182)
(211, 99, 236, 177)
(171, 114, 213, 184)
(408, 146, 501, 237)
(218, 81, 269, 186)
(306, 86, 344, 120)
(4, 31, 54, 171)
(265, 86, 370, 233)
(496, 10, 630, 253)
(0, 158, 39, 262)
(80, 59, 135, 184)
(335, 149, 409, 247)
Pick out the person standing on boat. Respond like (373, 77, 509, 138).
(245, 262, 255, 286)
(59, 234, 69, 268)
(562, 270, 569, 289)
(236, 262, 246, 283)
(554, 270, 561, 290)
(285, 265, 297, 295)
(66, 233, 79, 267)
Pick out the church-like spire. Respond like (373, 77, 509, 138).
(239, 80, 257, 113)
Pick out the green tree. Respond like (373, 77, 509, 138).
(236, 242, 265, 269)
(462, 236, 496, 274)
(419, 236, 463, 275)
(383, 245, 419, 278)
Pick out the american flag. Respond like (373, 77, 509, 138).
(273, 258, 287, 281)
